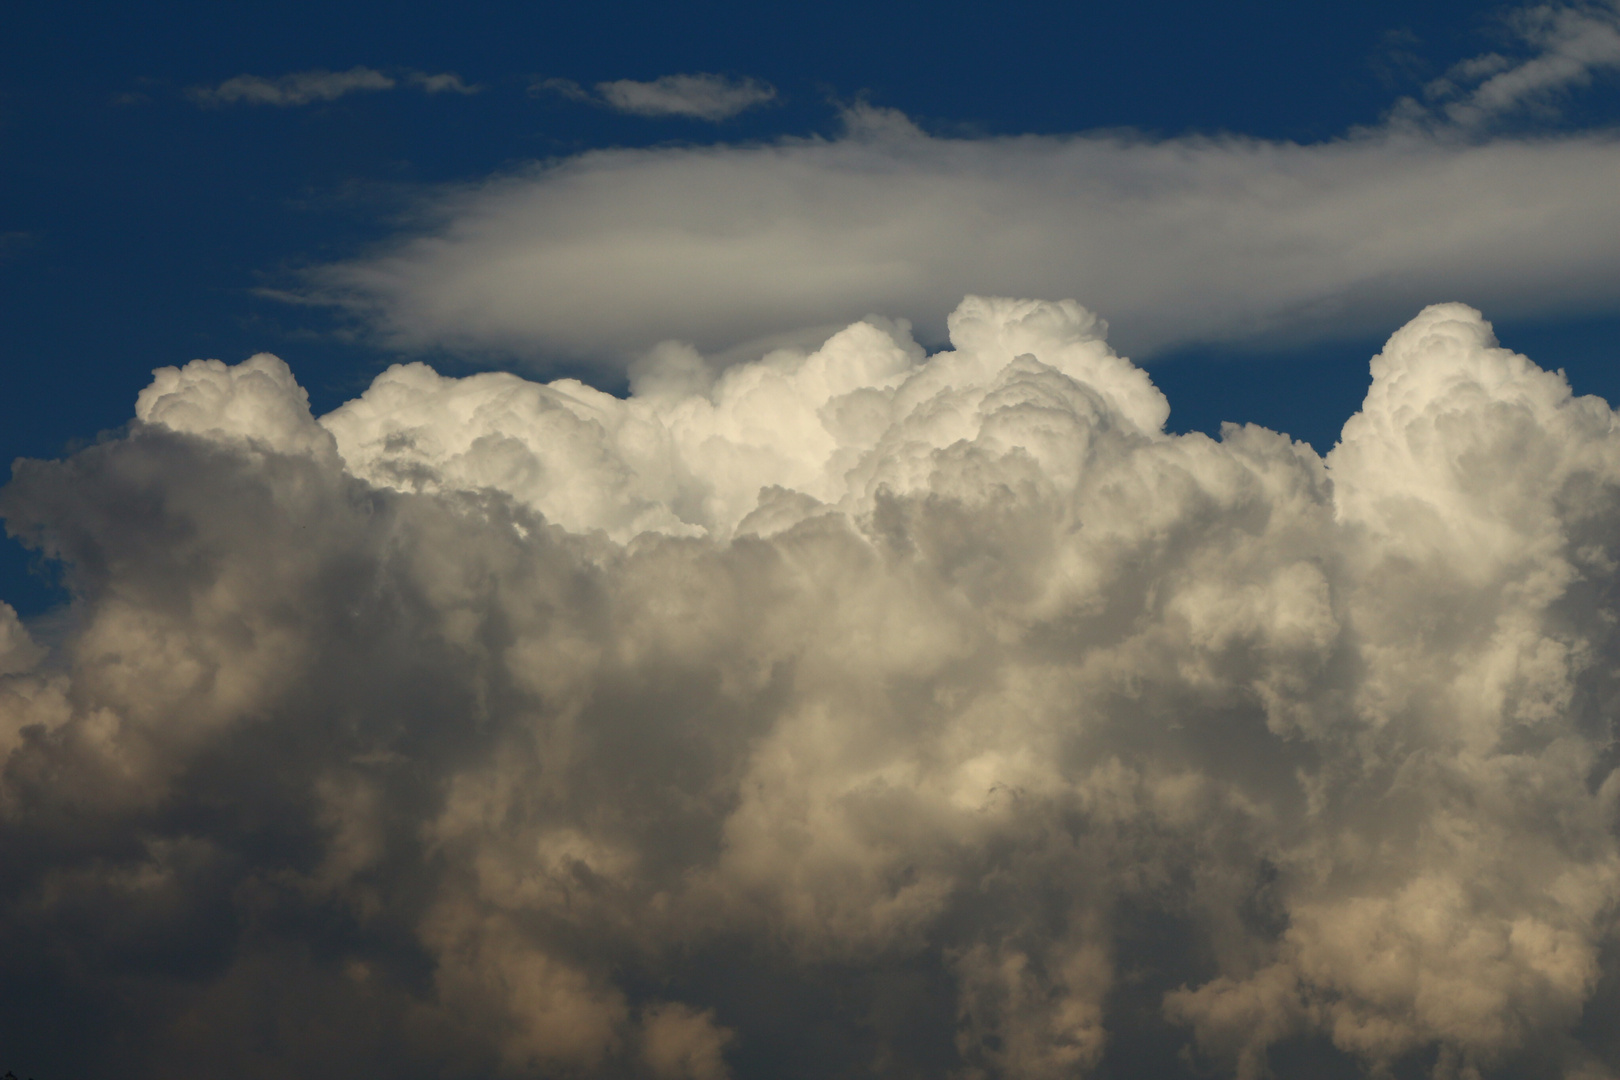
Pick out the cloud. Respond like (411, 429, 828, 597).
(1409, 0, 1620, 128)
(309, 101, 1620, 369)
(596, 73, 777, 119)
(4, 297, 1620, 1077)
(190, 67, 478, 107)
(191, 67, 396, 106)
(407, 71, 480, 95)
(537, 73, 777, 120)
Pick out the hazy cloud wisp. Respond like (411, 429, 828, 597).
(537, 72, 777, 120)
(596, 73, 776, 119)
(191, 66, 478, 106)
(1408, 0, 1620, 127)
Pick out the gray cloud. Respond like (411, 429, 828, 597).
(190, 67, 478, 107)
(537, 73, 777, 120)
(407, 71, 480, 96)
(4, 297, 1620, 1078)
(1407, 0, 1620, 128)
(596, 74, 776, 119)
(309, 103, 1620, 369)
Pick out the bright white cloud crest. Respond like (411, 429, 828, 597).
(4, 296, 1620, 1077)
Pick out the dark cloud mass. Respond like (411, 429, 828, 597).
(3, 298, 1620, 1079)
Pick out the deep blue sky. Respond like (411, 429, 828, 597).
(5, 0, 1620, 613)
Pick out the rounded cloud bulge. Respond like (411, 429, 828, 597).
(4, 296, 1620, 1079)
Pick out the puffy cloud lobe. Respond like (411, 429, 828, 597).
(2, 297, 1620, 1079)
(0, 603, 43, 677)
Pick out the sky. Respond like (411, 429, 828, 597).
(5, 2, 1620, 1078)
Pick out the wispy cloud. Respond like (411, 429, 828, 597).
(190, 66, 479, 107)
(1396, 0, 1620, 127)
(538, 72, 777, 120)
(191, 66, 395, 106)
(406, 71, 480, 96)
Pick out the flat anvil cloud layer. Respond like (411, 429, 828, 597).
(315, 113, 1620, 364)
(2, 297, 1619, 1079)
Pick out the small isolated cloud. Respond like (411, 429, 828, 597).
(407, 71, 480, 95)
(192, 66, 396, 106)
(598, 73, 776, 119)
(538, 73, 776, 120)
(190, 67, 478, 107)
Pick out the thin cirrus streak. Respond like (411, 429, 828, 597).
(534, 73, 778, 121)
(2, 296, 1618, 1078)
(189, 66, 479, 106)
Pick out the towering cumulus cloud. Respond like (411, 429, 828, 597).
(3, 298, 1619, 1079)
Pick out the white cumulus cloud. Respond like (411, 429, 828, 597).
(4, 297, 1620, 1078)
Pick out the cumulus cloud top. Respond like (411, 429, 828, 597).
(4, 297, 1620, 1078)
(317, 296, 1162, 540)
(595, 73, 777, 119)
